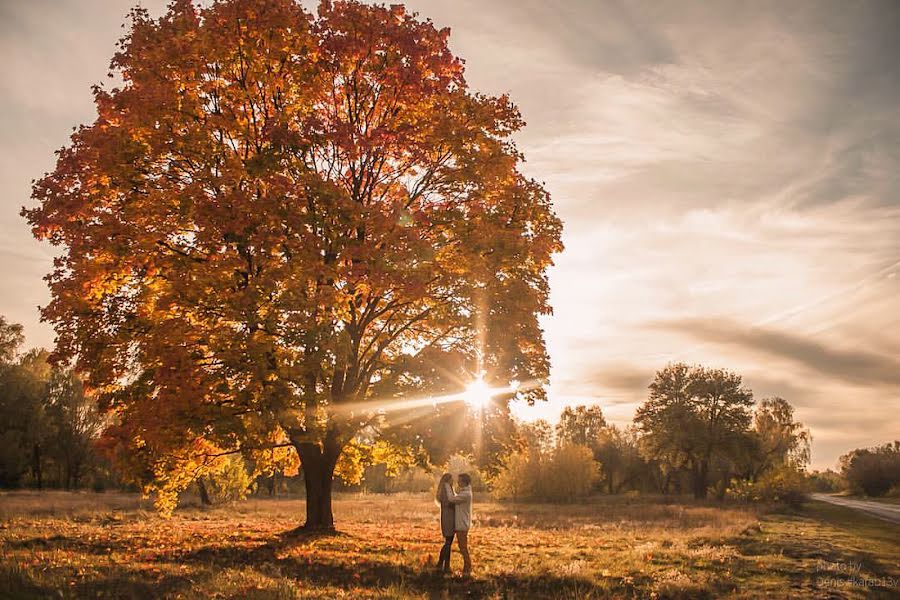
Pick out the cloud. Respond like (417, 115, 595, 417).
(651, 317, 900, 389)
(553, 363, 652, 399)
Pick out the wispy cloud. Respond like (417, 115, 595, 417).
(651, 317, 900, 388)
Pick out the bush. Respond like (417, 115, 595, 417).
(807, 469, 844, 493)
(491, 450, 541, 501)
(729, 466, 809, 508)
(542, 444, 600, 502)
(197, 454, 253, 505)
(492, 443, 599, 502)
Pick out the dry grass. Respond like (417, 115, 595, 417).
(0, 491, 897, 599)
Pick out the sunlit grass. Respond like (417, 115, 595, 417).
(0, 492, 897, 598)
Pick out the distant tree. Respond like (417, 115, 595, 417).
(840, 442, 900, 497)
(593, 425, 651, 494)
(1, 317, 110, 491)
(44, 369, 105, 489)
(746, 397, 811, 479)
(492, 450, 539, 501)
(635, 363, 754, 499)
(556, 405, 606, 448)
(24, 0, 561, 527)
(807, 469, 844, 493)
(0, 317, 24, 364)
(541, 444, 599, 502)
(729, 462, 810, 507)
(0, 339, 51, 488)
(519, 419, 555, 454)
(555, 406, 652, 494)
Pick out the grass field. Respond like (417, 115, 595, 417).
(1, 491, 897, 599)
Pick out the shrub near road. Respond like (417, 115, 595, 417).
(1, 492, 897, 599)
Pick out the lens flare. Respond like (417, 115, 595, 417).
(463, 375, 493, 409)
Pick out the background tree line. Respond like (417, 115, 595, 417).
(3, 315, 897, 506)
(492, 363, 816, 505)
(837, 441, 900, 497)
(0, 317, 110, 490)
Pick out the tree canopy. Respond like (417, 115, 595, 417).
(635, 363, 754, 498)
(23, 0, 562, 526)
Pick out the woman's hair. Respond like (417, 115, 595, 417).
(458, 473, 472, 487)
(435, 472, 453, 503)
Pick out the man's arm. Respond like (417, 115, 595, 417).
(448, 486, 472, 504)
(445, 483, 466, 504)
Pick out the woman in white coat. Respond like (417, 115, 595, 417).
(445, 473, 473, 575)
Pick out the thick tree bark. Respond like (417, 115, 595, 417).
(295, 437, 342, 530)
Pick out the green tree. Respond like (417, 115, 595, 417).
(807, 469, 844, 493)
(492, 442, 597, 502)
(840, 442, 900, 497)
(593, 425, 651, 494)
(635, 363, 754, 499)
(0, 333, 52, 489)
(196, 454, 253, 505)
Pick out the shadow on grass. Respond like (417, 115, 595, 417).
(0, 562, 190, 600)
(2, 530, 630, 599)
(167, 530, 624, 599)
(4, 533, 133, 556)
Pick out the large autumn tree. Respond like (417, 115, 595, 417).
(23, 0, 561, 528)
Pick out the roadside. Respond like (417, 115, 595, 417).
(731, 500, 899, 597)
(812, 493, 900, 524)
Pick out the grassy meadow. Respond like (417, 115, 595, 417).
(1, 491, 897, 599)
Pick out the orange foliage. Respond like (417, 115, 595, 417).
(23, 0, 562, 522)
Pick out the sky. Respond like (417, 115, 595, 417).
(2, 0, 899, 470)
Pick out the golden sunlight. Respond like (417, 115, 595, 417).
(463, 374, 494, 410)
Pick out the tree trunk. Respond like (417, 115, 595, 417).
(693, 462, 709, 499)
(661, 471, 672, 495)
(295, 438, 341, 530)
(715, 470, 730, 501)
(197, 478, 213, 506)
(32, 444, 42, 490)
(72, 459, 82, 489)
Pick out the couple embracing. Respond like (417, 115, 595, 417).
(434, 472, 473, 575)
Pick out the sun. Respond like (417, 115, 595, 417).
(463, 375, 493, 409)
